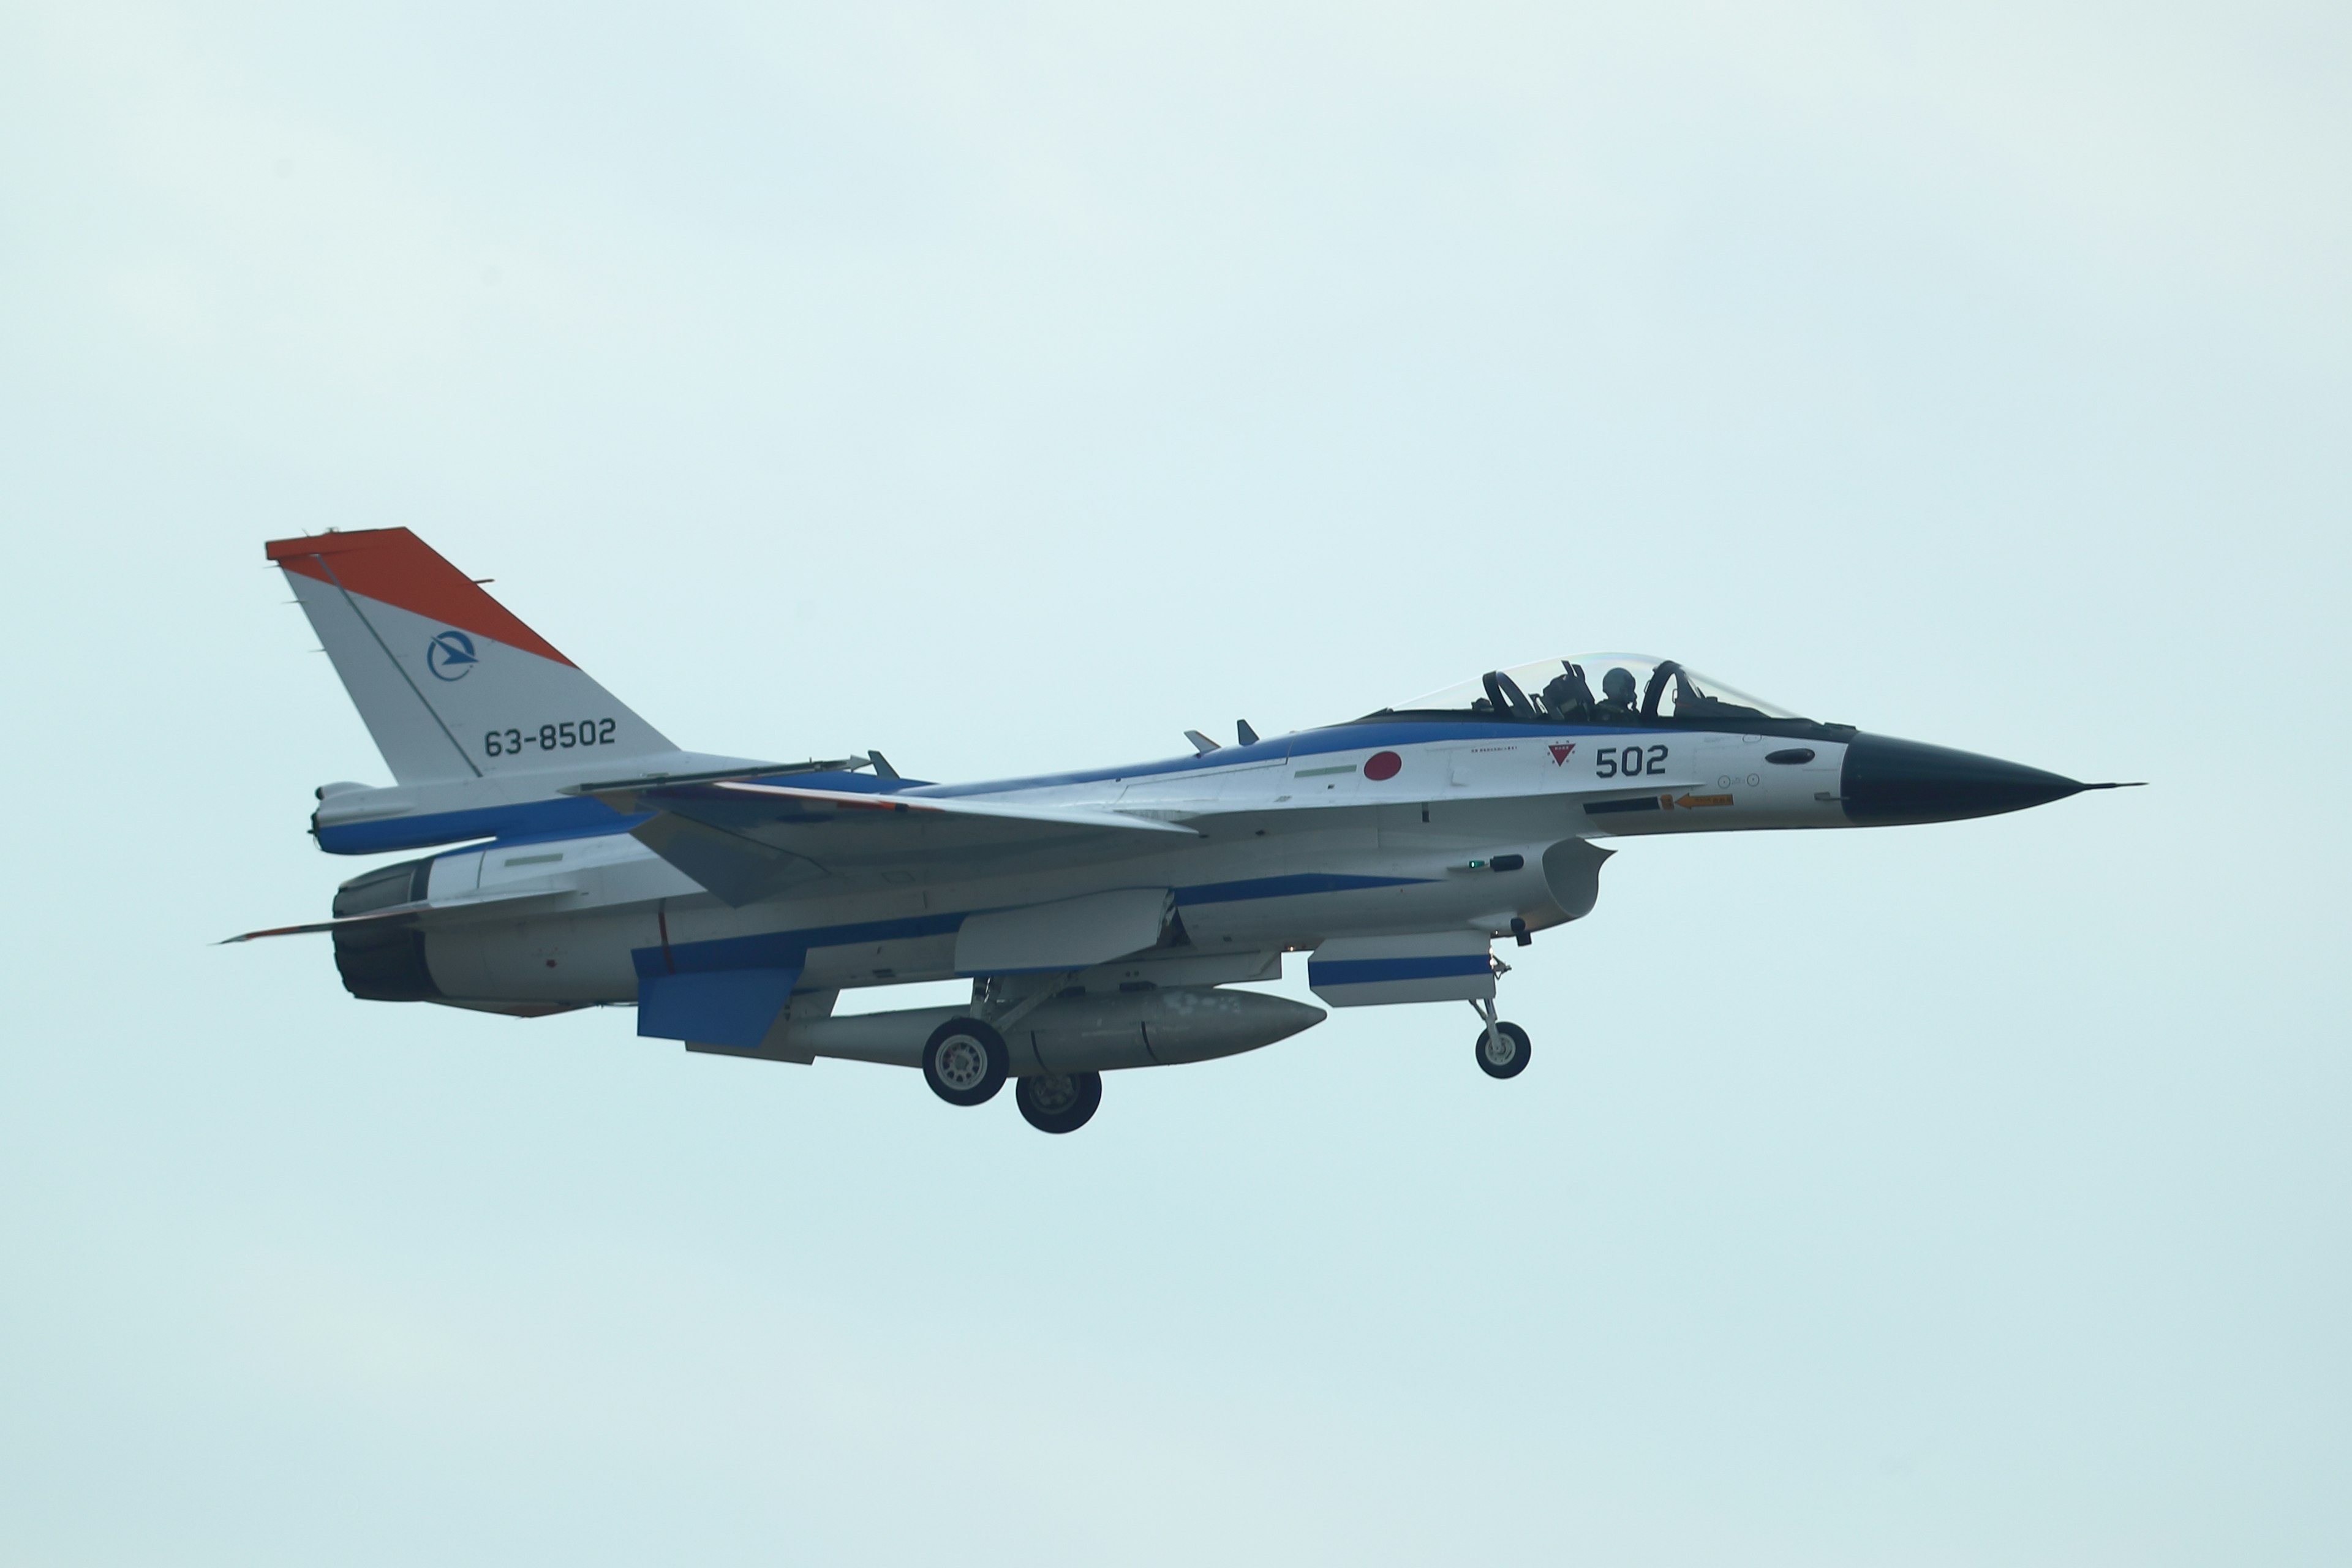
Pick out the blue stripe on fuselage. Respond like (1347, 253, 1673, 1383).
(1172, 872, 1420, 906)
(910, 720, 1656, 799)
(315, 794, 649, 854)
(909, 734, 1301, 797)
(313, 720, 1639, 854)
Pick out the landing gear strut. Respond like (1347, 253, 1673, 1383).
(1016, 1070, 1103, 1134)
(923, 1017, 1009, 1106)
(1470, 997, 1531, 1079)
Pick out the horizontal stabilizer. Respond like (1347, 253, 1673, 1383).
(219, 885, 573, 944)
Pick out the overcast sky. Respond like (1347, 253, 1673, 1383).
(3, 4, 2348, 1564)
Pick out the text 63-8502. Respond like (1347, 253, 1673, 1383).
(484, 718, 617, 758)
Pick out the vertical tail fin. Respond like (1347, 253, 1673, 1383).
(268, 529, 674, 785)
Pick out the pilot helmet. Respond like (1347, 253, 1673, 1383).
(1602, 667, 1638, 704)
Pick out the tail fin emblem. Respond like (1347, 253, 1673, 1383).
(426, 629, 479, 681)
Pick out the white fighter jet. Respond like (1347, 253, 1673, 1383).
(235, 529, 2135, 1134)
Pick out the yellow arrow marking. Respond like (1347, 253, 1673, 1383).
(1673, 793, 1734, 809)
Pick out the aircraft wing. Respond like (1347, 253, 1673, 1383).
(586, 778, 1199, 907)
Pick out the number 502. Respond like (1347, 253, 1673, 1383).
(1596, 745, 1668, 778)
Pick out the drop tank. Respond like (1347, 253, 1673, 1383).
(771, 986, 1325, 1076)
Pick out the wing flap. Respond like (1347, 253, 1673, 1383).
(628, 813, 823, 907)
(600, 778, 1197, 837)
(595, 777, 1198, 903)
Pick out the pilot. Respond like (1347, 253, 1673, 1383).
(1596, 666, 1642, 722)
(1542, 671, 1588, 722)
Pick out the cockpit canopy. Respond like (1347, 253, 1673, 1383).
(1382, 654, 1807, 726)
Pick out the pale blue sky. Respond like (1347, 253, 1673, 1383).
(3, 4, 2347, 1564)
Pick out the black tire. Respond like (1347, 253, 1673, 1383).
(923, 1017, 1009, 1106)
(1475, 1020, 1531, 1079)
(1016, 1071, 1103, 1135)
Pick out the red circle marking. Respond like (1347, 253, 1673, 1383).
(1364, 750, 1402, 781)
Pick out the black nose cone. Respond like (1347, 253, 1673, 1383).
(1841, 734, 2085, 826)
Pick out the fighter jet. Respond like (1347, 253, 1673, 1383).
(233, 528, 2136, 1134)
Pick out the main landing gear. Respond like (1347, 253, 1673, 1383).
(922, 1017, 1009, 1106)
(1470, 997, 1531, 1079)
(923, 1016, 1104, 1134)
(1016, 1071, 1103, 1134)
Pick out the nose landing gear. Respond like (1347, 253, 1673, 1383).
(1470, 997, 1531, 1079)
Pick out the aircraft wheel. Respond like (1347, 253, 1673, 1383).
(923, 1017, 1009, 1106)
(1016, 1070, 1103, 1135)
(1476, 1020, 1531, 1080)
